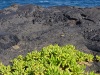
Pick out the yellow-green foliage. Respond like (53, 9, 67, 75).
(0, 44, 100, 75)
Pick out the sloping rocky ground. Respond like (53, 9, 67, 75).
(0, 4, 100, 73)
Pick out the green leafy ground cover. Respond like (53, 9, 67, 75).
(0, 44, 100, 75)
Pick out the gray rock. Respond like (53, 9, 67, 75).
(0, 33, 19, 49)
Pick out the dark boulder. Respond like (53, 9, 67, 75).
(0, 33, 19, 49)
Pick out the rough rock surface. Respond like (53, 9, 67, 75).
(0, 4, 100, 73)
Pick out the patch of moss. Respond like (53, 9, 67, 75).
(0, 44, 100, 75)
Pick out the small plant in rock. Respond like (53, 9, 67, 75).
(0, 44, 100, 75)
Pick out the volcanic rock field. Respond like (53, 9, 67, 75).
(0, 4, 100, 72)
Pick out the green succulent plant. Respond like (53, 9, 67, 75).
(0, 44, 100, 75)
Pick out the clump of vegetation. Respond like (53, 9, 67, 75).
(0, 44, 100, 75)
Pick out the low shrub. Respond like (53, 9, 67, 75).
(0, 44, 100, 75)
